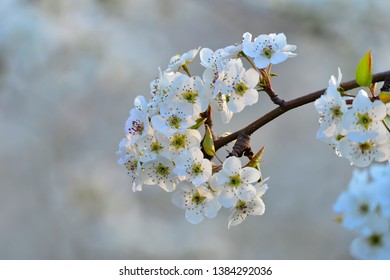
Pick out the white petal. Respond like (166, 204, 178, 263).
(218, 187, 237, 208)
(247, 197, 265, 215)
(200, 48, 214, 68)
(171, 191, 186, 209)
(228, 96, 245, 113)
(236, 184, 257, 201)
(241, 167, 261, 183)
(353, 90, 372, 111)
(244, 68, 260, 88)
(270, 52, 288, 65)
(228, 209, 247, 228)
(242, 88, 258, 107)
(282, 44, 297, 52)
(204, 199, 221, 219)
(222, 156, 242, 176)
(185, 207, 204, 224)
(254, 56, 270, 69)
(178, 181, 195, 192)
(215, 172, 230, 186)
(271, 33, 287, 50)
(242, 41, 260, 58)
(370, 100, 387, 120)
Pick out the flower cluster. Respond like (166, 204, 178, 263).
(334, 163, 390, 259)
(118, 32, 295, 226)
(315, 69, 390, 167)
(316, 68, 390, 259)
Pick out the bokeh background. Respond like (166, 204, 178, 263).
(1, 0, 390, 259)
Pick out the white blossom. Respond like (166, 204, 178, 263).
(171, 181, 220, 224)
(342, 90, 387, 141)
(219, 59, 259, 113)
(148, 70, 181, 116)
(159, 129, 202, 160)
(211, 156, 261, 208)
(350, 230, 390, 260)
(228, 181, 268, 228)
(315, 69, 348, 140)
(136, 128, 168, 163)
(140, 156, 177, 192)
(116, 138, 142, 192)
(168, 74, 209, 114)
(243, 33, 296, 69)
(167, 47, 200, 72)
(338, 134, 390, 167)
(151, 101, 196, 137)
(124, 108, 149, 145)
(173, 147, 212, 186)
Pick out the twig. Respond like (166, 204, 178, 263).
(215, 70, 390, 151)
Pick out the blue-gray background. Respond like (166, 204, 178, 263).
(1, 0, 390, 259)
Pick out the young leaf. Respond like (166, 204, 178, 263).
(379, 92, 390, 104)
(190, 117, 207, 129)
(202, 124, 215, 156)
(245, 146, 265, 168)
(355, 50, 373, 87)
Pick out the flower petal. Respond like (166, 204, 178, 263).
(185, 206, 204, 224)
(236, 184, 257, 201)
(218, 187, 237, 208)
(241, 167, 261, 183)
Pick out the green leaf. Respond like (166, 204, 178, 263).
(356, 50, 373, 87)
(190, 117, 207, 129)
(245, 146, 265, 169)
(202, 124, 215, 156)
(379, 92, 390, 104)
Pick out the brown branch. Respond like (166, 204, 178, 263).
(215, 70, 390, 151)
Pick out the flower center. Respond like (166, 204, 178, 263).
(167, 115, 182, 129)
(192, 191, 206, 204)
(336, 133, 345, 141)
(192, 163, 203, 175)
(235, 200, 247, 212)
(229, 174, 242, 187)
(331, 105, 343, 117)
(182, 91, 198, 104)
(171, 134, 186, 149)
(357, 112, 372, 130)
(125, 159, 138, 172)
(367, 233, 383, 247)
(358, 141, 373, 153)
(155, 163, 170, 176)
(262, 45, 275, 59)
(150, 141, 163, 153)
(234, 82, 248, 97)
(359, 203, 369, 214)
(128, 120, 144, 135)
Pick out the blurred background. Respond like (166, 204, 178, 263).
(1, 0, 390, 259)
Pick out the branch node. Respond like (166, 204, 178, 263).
(380, 77, 390, 92)
(228, 133, 253, 158)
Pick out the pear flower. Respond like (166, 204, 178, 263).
(243, 33, 296, 69)
(342, 90, 387, 141)
(228, 180, 268, 228)
(350, 231, 390, 260)
(171, 181, 221, 224)
(211, 156, 261, 208)
(315, 68, 348, 140)
(124, 108, 149, 145)
(173, 147, 212, 187)
(167, 47, 200, 72)
(219, 59, 259, 113)
(140, 156, 177, 192)
(116, 138, 142, 192)
(151, 101, 196, 137)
